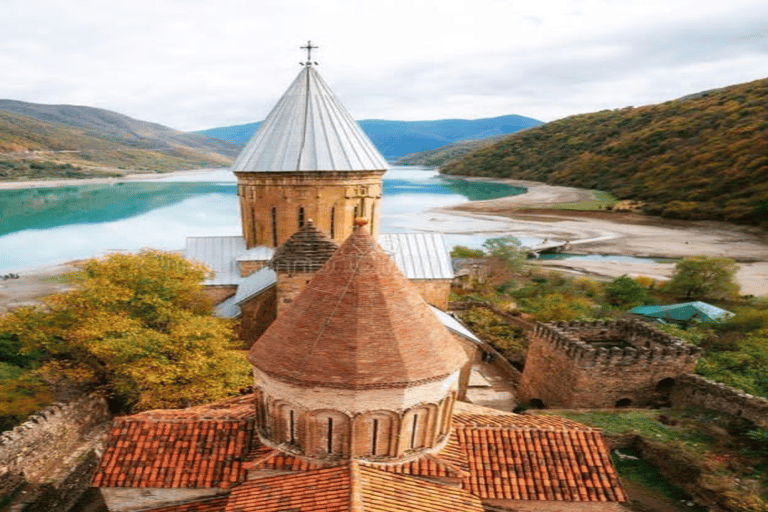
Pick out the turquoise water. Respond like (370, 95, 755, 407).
(0, 167, 523, 272)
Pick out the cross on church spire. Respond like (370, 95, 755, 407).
(300, 40, 319, 66)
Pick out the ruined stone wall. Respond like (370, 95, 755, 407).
(671, 374, 768, 428)
(519, 320, 701, 408)
(0, 394, 111, 511)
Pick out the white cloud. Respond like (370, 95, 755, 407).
(0, 0, 766, 130)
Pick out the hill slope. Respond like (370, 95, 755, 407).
(195, 114, 542, 161)
(441, 78, 768, 226)
(0, 101, 241, 179)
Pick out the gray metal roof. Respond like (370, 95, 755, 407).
(234, 267, 277, 305)
(230, 66, 388, 173)
(430, 306, 481, 344)
(236, 246, 275, 262)
(378, 233, 454, 280)
(185, 236, 246, 285)
(215, 295, 241, 319)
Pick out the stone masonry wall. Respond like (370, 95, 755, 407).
(409, 279, 451, 310)
(519, 320, 702, 408)
(671, 374, 768, 428)
(0, 394, 111, 511)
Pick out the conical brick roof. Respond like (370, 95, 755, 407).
(231, 66, 388, 173)
(248, 225, 468, 389)
(269, 220, 339, 273)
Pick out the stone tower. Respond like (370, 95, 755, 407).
(248, 224, 469, 462)
(231, 54, 388, 249)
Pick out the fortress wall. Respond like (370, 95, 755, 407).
(0, 394, 111, 510)
(671, 374, 768, 428)
(519, 320, 701, 408)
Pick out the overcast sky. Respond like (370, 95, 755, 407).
(2, 0, 767, 131)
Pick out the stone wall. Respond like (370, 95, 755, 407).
(409, 279, 451, 310)
(0, 394, 111, 511)
(671, 374, 768, 428)
(519, 320, 701, 408)
(238, 286, 277, 347)
(202, 285, 237, 306)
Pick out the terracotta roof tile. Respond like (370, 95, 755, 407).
(92, 417, 257, 489)
(456, 426, 626, 502)
(135, 495, 228, 512)
(131, 394, 256, 420)
(249, 226, 468, 389)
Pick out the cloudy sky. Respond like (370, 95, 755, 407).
(2, 0, 767, 131)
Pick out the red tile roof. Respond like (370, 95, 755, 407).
(223, 463, 484, 512)
(92, 396, 626, 508)
(457, 426, 626, 502)
(92, 417, 256, 489)
(137, 496, 228, 512)
(248, 226, 468, 389)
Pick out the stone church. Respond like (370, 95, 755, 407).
(90, 47, 627, 511)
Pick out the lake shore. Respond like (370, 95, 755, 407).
(0, 168, 214, 190)
(437, 177, 768, 296)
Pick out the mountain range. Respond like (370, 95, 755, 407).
(194, 114, 542, 161)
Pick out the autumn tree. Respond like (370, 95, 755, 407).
(604, 275, 652, 307)
(482, 236, 527, 272)
(0, 250, 251, 412)
(667, 255, 741, 300)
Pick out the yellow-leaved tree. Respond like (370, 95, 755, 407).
(0, 250, 251, 412)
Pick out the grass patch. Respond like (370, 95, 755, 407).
(543, 189, 618, 211)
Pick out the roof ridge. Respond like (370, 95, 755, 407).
(350, 461, 363, 512)
(423, 453, 470, 478)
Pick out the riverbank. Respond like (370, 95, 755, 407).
(0, 168, 215, 190)
(437, 178, 768, 296)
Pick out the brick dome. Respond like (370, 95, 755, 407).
(248, 225, 467, 390)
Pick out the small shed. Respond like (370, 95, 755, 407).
(629, 301, 733, 325)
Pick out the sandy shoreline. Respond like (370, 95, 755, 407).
(437, 178, 768, 296)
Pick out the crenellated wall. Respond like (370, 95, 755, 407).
(519, 319, 702, 408)
(671, 374, 768, 428)
(0, 394, 111, 511)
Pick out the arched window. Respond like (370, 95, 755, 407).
(370, 203, 376, 233)
(271, 207, 278, 246)
(298, 206, 305, 229)
(330, 207, 335, 238)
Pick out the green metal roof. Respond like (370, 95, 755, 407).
(629, 301, 733, 323)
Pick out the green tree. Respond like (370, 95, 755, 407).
(450, 245, 485, 258)
(482, 236, 527, 271)
(667, 255, 740, 300)
(0, 250, 251, 412)
(604, 275, 652, 307)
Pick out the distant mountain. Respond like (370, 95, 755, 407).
(194, 114, 542, 161)
(0, 101, 241, 178)
(395, 135, 508, 166)
(441, 77, 768, 226)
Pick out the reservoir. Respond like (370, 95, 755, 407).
(0, 167, 525, 272)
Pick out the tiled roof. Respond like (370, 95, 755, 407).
(378, 233, 454, 280)
(93, 397, 626, 508)
(92, 416, 257, 489)
(230, 66, 388, 173)
(269, 221, 339, 273)
(248, 225, 468, 389)
(139, 496, 228, 512)
(224, 463, 484, 512)
(457, 427, 626, 502)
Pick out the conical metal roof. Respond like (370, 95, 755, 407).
(231, 66, 388, 172)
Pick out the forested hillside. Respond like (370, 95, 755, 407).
(442, 78, 768, 226)
(0, 103, 239, 179)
